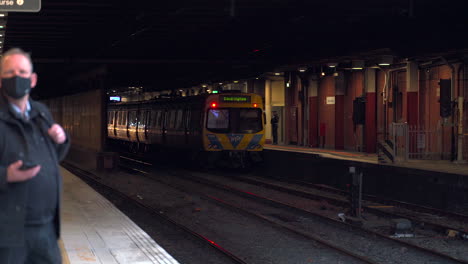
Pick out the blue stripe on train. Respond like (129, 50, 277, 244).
(247, 134, 263, 150)
(207, 134, 223, 149)
(227, 134, 244, 148)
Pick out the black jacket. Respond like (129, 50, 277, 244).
(0, 95, 70, 246)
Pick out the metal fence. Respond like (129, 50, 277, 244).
(390, 122, 450, 161)
(390, 123, 408, 162)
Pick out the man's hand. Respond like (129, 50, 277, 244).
(7, 160, 41, 183)
(48, 123, 66, 144)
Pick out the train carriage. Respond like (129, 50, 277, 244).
(107, 91, 265, 167)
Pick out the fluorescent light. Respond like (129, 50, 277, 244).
(352, 60, 365, 70)
(378, 55, 393, 66)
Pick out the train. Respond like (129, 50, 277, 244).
(107, 91, 265, 168)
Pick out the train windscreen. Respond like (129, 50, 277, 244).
(207, 108, 262, 133)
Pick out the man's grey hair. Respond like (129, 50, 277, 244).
(0, 48, 34, 72)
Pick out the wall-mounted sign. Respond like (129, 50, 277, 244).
(326, 96, 335, 105)
(0, 0, 40, 12)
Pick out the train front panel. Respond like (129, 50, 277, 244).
(202, 93, 265, 152)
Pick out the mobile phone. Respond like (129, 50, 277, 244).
(20, 162, 38, 170)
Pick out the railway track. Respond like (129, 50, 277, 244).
(225, 173, 468, 239)
(116, 156, 468, 263)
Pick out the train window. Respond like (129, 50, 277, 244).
(138, 111, 146, 129)
(191, 109, 201, 131)
(207, 109, 229, 130)
(117, 112, 122, 125)
(184, 108, 190, 129)
(238, 109, 262, 133)
(206, 108, 262, 133)
(169, 110, 176, 128)
(176, 109, 183, 129)
(154, 111, 161, 128)
(123, 111, 128, 126)
(143, 111, 150, 128)
(129, 111, 137, 127)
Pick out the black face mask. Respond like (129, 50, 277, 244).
(1, 76, 32, 99)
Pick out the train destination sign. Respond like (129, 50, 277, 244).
(221, 95, 251, 103)
(0, 0, 41, 12)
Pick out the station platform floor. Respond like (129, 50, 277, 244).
(264, 144, 468, 176)
(59, 167, 180, 264)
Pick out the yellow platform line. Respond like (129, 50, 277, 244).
(59, 239, 71, 264)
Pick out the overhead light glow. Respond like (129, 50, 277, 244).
(274, 72, 281, 76)
(352, 60, 365, 70)
(327, 62, 338, 68)
(378, 55, 393, 66)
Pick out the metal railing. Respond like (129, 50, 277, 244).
(390, 122, 450, 161)
(390, 123, 409, 162)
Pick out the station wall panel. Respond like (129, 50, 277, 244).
(318, 76, 335, 148)
(43, 89, 105, 152)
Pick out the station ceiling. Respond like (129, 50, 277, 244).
(2, 0, 468, 97)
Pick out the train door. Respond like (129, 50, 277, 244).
(144, 110, 150, 142)
(128, 110, 137, 141)
(136, 108, 148, 143)
(162, 108, 168, 145)
(112, 111, 117, 137)
(184, 108, 191, 146)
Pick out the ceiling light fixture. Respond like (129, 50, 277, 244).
(378, 55, 393, 66)
(352, 60, 365, 70)
(327, 62, 338, 68)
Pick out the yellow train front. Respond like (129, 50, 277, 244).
(200, 92, 265, 167)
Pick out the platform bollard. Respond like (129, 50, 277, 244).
(349, 166, 363, 218)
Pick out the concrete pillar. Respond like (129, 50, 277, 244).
(265, 79, 272, 143)
(406, 61, 419, 127)
(308, 76, 319, 147)
(365, 68, 377, 153)
(335, 73, 345, 150)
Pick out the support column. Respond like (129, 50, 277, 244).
(335, 73, 345, 150)
(308, 76, 319, 147)
(406, 61, 419, 127)
(265, 79, 272, 144)
(365, 68, 377, 153)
